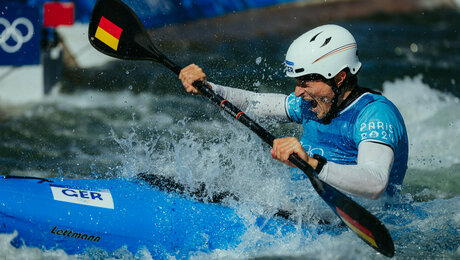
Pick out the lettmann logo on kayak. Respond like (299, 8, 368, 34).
(50, 184, 114, 209)
(51, 226, 101, 242)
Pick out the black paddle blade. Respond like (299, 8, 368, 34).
(320, 184, 395, 257)
(291, 155, 395, 257)
(88, 0, 161, 61)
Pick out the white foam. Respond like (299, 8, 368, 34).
(0, 231, 76, 259)
(383, 75, 460, 169)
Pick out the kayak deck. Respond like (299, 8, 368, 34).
(0, 175, 331, 258)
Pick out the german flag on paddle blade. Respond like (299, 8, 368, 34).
(95, 16, 123, 51)
(336, 207, 378, 248)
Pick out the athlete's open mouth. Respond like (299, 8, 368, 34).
(311, 100, 318, 107)
(311, 100, 318, 113)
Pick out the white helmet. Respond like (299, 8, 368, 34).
(285, 24, 361, 79)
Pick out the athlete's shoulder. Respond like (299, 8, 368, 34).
(359, 93, 402, 118)
(353, 93, 407, 148)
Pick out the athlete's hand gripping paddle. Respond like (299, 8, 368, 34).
(88, 0, 395, 257)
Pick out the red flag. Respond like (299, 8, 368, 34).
(43, 2, 74, 28)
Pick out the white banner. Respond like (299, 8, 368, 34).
(51, 185, 114, 209)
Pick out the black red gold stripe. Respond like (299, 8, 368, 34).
(95, 16, 123, 51)
(336, 207, 377, 248)
(313, 43, 357, 64)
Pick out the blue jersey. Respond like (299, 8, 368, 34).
(285, 92, 409, 195)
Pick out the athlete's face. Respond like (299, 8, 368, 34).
(294, 79, 335, 119)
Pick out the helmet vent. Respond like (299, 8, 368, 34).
(295, 68, 305, 73)
(310, 32, 322, 42)
(321, 37, 331, 47)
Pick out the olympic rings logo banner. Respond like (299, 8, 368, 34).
(0, 17, 34, 54)
(0, 2, 41, 65)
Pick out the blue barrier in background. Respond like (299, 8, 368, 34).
(123, 0, 300, 28)
(1, 0, 300, 66)
(23, 0, 299, 26)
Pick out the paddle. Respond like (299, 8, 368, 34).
(88, 0, 395, 257)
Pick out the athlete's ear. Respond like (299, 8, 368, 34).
(334, 71, 347, 87)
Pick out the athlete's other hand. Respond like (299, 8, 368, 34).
(271, 137, 317, 169)
(179, 64, 209, 95)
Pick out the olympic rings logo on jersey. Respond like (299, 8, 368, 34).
(303, 144, 325, 157)
(0, 17, 34, 53)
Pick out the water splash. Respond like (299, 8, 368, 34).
(383, 75, 460, 171)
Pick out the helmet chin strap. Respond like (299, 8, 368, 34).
(321, 73, 377, 124)
(322, 78, 342, 124)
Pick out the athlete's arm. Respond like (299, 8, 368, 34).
(317, 141, 394, 199)
(179, 64, 290, 122)
(210, 83, 290, 122)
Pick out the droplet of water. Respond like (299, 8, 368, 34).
(410, 43, 419, 53)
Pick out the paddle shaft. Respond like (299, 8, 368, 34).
(158, 55, 324, 192)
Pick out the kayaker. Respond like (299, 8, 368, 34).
(179, 24, 409, 200)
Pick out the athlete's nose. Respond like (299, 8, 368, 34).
(295, 87, 314, 101)
(294, 85, 303, 97)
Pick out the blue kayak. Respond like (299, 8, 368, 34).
(0, 175, 336, 258)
